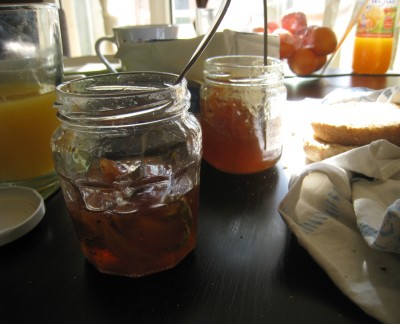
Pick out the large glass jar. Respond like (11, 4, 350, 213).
(51, 72, 202, 277)
(200, 56, 286, 174)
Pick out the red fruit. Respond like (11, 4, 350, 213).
(315, 55, 327, 71)
(252, 27, 264, 33)
(292, 33, 304, 49)
(252, 21, 279, 34)
(288, 48, 318, 76)
(302, 26, 337, 56)
(272, 28, 295, 59)
(301, 25, 318, 47)
(267, 21, 279, 33)
(281, 12, 307, 35)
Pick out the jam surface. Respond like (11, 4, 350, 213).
(201, 87, 282, 174)
(59, 157, 199, 277)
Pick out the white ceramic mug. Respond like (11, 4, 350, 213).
(95, 24, 179, 72)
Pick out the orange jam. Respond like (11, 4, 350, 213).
(60, 158, 199, 277)
(201, 87, 282, 174)
(200, 56, 285, 174)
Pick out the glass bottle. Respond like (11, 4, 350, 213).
(352, 0, 398, 74)
(200, 55, 286, 174)
(51, 72, 202, 277)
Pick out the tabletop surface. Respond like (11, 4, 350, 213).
(2, 73, 398, 324)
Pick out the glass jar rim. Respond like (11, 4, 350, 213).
(55, 72, 190, 128)
(57, 71, 186, 99)
(204, 55, 283, 69)
(203, 55, 284, 86)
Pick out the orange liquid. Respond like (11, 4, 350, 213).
(0, 85, 59, 181)
(352, 37, 393, 74)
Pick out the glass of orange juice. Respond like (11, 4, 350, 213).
(0, 4, 63, 199)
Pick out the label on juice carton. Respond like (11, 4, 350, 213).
(356, 0, 397, 38)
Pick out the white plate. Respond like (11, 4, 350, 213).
(0, 186, 45, 246)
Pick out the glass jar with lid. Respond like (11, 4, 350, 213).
(51, 72, 202, 277)
(200, 55, 286, 174)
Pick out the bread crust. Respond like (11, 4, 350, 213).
(310, 102, 400, 146)
(303, 136, 357, 162)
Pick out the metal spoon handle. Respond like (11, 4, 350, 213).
(175, 0, 231, 85)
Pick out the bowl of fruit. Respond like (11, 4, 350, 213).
(255, 10, 338, 77)
(252, 1, 368, 76)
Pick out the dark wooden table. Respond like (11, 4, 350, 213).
(1, 74, 395, 324)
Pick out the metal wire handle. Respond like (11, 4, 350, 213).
(175, 0, 231, 85)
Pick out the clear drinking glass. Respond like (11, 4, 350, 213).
(0, 4, 63, 198)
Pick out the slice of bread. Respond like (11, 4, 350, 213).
(303, 136, 357, 162)
(310, 102, 400, 146)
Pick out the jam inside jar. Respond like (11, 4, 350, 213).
(200, 56, 286, 174)
(51, 72, 202, 277)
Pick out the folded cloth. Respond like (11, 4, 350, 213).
(279, 139, 400, 324)
(321, 86, 400, 104)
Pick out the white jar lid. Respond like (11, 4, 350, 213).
(0, 186, 45, 246)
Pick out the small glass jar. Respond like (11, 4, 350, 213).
(200, 56, 286, 174)
(51, 72, 202, 277)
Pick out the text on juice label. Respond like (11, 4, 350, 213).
(356, 1, 397, 38)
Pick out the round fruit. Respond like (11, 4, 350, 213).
(272, 28, 295, 59)
(281, 12, 307, 35)
(288, 48, 318, 76)
(252, 21, 279, 34)
(303, 26, 337, 56)
(315, 55, 327, 71)
(252, 27, 264, 33)
(267, 21, 279, 33)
